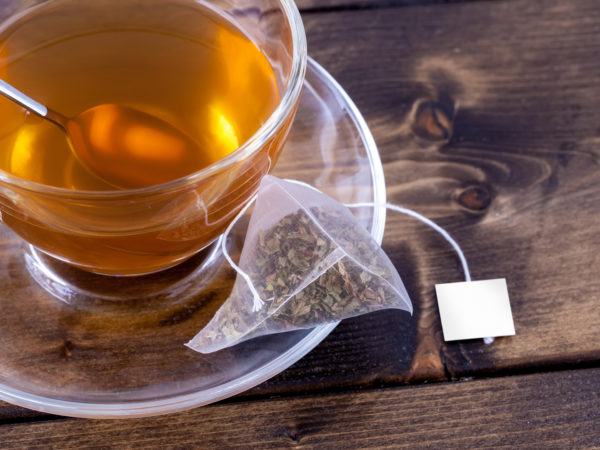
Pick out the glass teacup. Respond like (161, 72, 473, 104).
(0, 0, 306, 276)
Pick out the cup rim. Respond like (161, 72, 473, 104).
(0, 0, 307, 199)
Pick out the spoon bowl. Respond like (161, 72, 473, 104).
(66, 104, 210, 189)
(0, 79, 210, 189)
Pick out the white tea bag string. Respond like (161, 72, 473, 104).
(346, 202, 492, 345)
(221, 179, 494, 345)
(221, 196, 264, 311)
(344, 203, 471, 281)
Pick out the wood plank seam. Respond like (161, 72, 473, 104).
(298, 0, 499, 15)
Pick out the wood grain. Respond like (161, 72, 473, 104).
(300, 0, 600, 381)
(0, 368, 598, 448)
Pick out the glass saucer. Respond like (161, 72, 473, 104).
(0, 57, 386, 418)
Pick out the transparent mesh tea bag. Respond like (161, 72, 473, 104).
(187, 176, 412, 353)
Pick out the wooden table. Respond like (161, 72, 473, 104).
(1, 0, 599, 447)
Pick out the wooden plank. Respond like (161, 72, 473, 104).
(0, 368, 598, 448)
(298, 0, 600, 382)
(0, 0, 599, 422)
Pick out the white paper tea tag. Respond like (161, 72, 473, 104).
(435, 278, 515, 341)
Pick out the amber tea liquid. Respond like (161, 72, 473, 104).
(0, 0, 278, 189)
(0, 0, 289, 275)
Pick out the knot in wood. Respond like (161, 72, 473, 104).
(63, 339, 75, 359)
(411, 100, 453, 143)
(283, 426, 300, 443)
(457, 185, 492, 211)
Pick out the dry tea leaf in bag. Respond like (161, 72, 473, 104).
(187, 176, 412, 353)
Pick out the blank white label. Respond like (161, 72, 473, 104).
(435, 278, 515, 341)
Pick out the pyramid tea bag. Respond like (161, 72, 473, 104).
(187, 176, 412, 353)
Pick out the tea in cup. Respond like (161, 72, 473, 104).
(0, 0, 306, 275)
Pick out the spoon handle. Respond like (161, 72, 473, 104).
(0, 78, 48, 117)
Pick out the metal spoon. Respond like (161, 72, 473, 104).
(0, 78, 208, 189)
